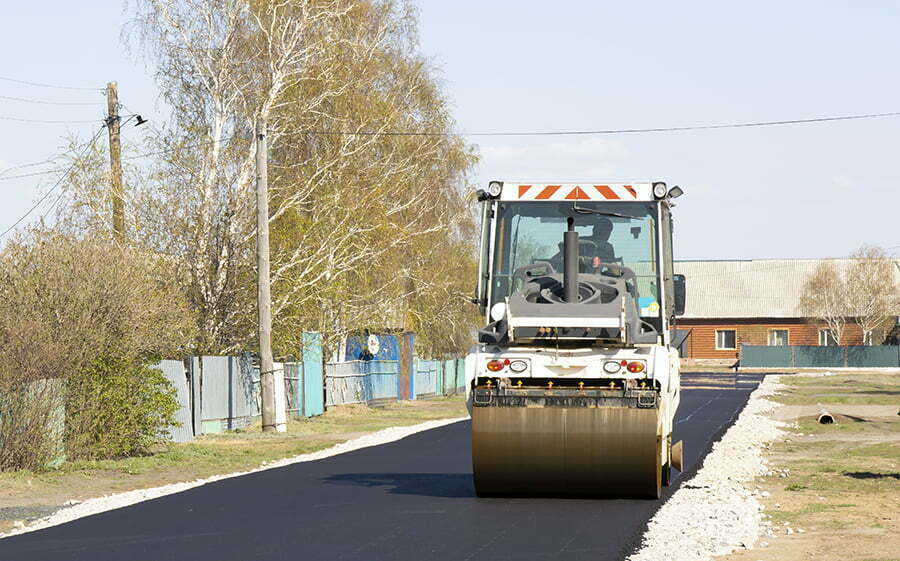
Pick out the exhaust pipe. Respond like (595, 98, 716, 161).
(564, 217, 579, 303)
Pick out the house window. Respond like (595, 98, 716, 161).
(818, 330, 839, 346)
(716, 329, 736, 350)
(768, 329, 789, 346)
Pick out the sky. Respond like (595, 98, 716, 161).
(1, 1, 899, 260)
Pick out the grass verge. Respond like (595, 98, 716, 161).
(720, 371, 900, 561)
(0, 396, 467, 534)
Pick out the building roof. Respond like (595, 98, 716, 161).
(674, 258, 900, 319)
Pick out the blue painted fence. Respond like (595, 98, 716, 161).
(324, 360, 401, 406)
(325, 357, 467, 406)
(170, 331, 326, 436)
(741, 344, 900, 368)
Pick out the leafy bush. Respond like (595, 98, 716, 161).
(65, 355, 179, 460)
(0, 231, 196, 469)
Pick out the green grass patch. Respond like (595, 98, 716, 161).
(773, 392, 900, 406)
(766, 501, 854, 523)
(791, 418, 900, 435)
(844, 442, 900, 460)
(774, 373, 900, 406)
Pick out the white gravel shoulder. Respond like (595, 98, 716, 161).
(628, 375, 787, 561)
(0, 416, 468, 540)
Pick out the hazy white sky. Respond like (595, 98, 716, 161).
(1, 1, 898, 260)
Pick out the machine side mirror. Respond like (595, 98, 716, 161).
(673, 274, 686, 316)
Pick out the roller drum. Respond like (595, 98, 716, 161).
(472, 405, 661, 498)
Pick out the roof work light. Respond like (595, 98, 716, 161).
(652, 182, 668, 199)
(487, 181, 503, 197)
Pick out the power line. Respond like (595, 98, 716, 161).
(0, 112, 137, 126)
(0, 158, 63, 178)
(0, 115, 101, 124)
(0, 167, 68, 181)
(0, 94, 102, 106)
(96, 107, 900, 140)
(303, 110, 900, 137)
(0, 134, 233, 182)
(0, 144, 88, 178)
(2, 104, 895, 134)
(0, 125, 106, 239)
(0, 75, 101, 92)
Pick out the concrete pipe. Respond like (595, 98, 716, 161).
(817, 409, 835, 424)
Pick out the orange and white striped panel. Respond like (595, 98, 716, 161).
(500, 182, 652, 201)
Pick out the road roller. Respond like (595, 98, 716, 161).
(466, 181, 686, 498)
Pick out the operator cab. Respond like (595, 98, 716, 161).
(474, 181, 685, 347)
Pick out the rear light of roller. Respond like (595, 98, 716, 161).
(486, 359, 505, 372)
(627, 361, 645, 373)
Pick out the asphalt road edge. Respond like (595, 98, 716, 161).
(627, 375, 787, 561)
(0, 416, 470, 540)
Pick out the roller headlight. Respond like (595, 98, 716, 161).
(487, 181, 503, 197)
(489, 302, 506, 322)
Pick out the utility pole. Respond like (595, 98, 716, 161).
(256, 116, 277, 433)
(106, 81, 125, 241)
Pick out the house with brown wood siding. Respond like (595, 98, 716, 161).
(673, 258, 899, 363)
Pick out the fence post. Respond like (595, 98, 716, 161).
(226, 357, 234, 430)
(409, 357, 417, 400)
(299, 360, 305, 418)
(190, 356, 202, 436)
(301, 332, 324, 416)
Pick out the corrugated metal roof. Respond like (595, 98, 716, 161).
(674, 258, 900, 319)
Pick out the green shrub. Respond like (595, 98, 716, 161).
(64, 355, 179, 460)
(0, 231, 196, 468)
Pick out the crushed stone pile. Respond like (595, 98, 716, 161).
(628, 375, 786, 561)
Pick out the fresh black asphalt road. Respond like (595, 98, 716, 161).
(0, 372, 763, 561)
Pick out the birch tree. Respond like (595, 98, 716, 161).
(799, 261, 848, 345)
(57, 0, 479, 356)
(845, 246, 898, 344)
(263, 1, 478, 356)
(126, 0, 365, 351)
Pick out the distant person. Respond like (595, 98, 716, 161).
(585, 218, 616, 261)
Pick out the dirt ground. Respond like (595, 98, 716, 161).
(0, 396, 468, 534)
(720, 372, 900, 561)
